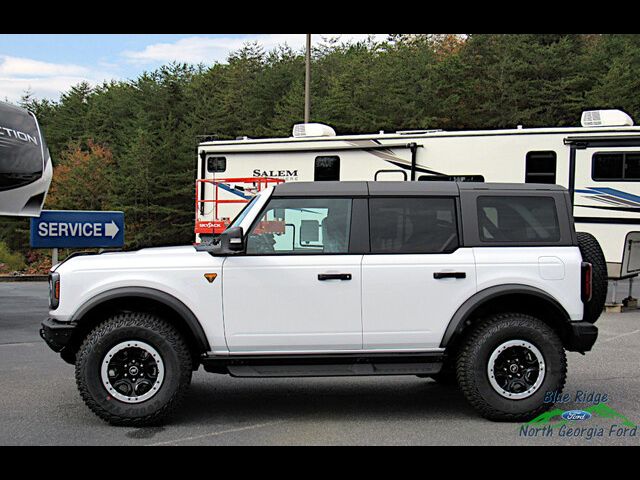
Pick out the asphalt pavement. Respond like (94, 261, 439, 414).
(1, 282, 638, 445)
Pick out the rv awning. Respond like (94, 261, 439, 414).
(564, 135, 640, 148)
(200, 142, 422, 154)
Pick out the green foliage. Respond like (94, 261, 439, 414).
(0, 241, 26, 272)
(4, 34, 640, 253)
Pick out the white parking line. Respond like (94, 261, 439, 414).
(599, 329, 640, 343)
(0, 341, 41, 347)
(148, 421, 281, 446)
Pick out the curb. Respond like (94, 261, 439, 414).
(0, 275, 48, 282)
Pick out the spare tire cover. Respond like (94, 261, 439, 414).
(577, 231, 607, 323)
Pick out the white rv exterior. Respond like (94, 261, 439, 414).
(196, 110, 640, 279)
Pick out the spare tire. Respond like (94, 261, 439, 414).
(577, 232, 607, 323)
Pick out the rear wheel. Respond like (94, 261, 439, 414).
(456, 313, 566, 421)
(75, 312, 192, 426)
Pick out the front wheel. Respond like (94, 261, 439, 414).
(75, 312, 192, 426)
(456, 313, 567, 422)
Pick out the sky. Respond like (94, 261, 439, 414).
(0, 34, 387, 103)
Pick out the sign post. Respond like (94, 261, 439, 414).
(30, 210, 125, 251)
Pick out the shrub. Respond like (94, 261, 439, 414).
(0, 241, 26, 273)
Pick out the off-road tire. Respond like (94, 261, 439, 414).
(456, 313, 567, 422)
(75, 312, 192, 426)
(577, 232, 607, 323)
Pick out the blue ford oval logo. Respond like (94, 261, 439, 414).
(561, 410, 592, 421)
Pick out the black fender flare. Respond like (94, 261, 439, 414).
(70, 286, 210, 352)
(440, 284, 572, 348)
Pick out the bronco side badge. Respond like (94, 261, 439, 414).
(204, 273, 218, 283)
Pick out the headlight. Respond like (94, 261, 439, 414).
(49, 272, 60, 309)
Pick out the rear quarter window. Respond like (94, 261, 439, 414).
(477, 196, 560, 243)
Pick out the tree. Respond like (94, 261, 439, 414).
(586, 35, 640, 120)
(44, 82, 94, 161)
(454, 34, 594, 129)
(46, 140, 114, 211)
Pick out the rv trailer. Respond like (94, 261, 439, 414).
(0, 101, 52, 217)
(196, 110, 640, 281)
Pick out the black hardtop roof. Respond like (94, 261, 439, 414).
(271, 181, 567, 197)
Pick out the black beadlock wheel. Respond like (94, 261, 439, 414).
(75, 312, 192, 426)
(576, 232, 607, 324)
(456, 313, 567, 422)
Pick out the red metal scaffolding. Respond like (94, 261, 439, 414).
(195, 177, 284, 235)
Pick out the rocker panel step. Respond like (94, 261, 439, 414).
(202, 351, 444, 378)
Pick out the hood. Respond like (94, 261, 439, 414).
(54, 245, 222, 274)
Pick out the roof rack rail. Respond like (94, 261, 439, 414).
(396, 129, 443, 135)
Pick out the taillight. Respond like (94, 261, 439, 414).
(581, 262, 592, 303)
(49, 272, 60, 309)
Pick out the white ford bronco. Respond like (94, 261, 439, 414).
(41, 181, 607, 426)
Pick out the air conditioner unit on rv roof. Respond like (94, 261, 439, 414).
(292, 123, 336, 138)
(581, 109, 634, 127)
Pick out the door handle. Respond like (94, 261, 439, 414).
(318, 273, 352, 281)
(433, 272, 466, 279)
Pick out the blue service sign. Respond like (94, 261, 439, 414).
(30, 210, 125, 248)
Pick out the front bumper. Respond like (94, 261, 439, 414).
(40, 318, 76, 353)
(565, 321, 598, 353)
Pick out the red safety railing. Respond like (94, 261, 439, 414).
(195, 177, 284, 235)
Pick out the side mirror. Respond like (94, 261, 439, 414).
(202, 226, 245, 255)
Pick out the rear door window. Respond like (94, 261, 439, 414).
(477, 196, 560, 243)
(369, 197, 459, 254)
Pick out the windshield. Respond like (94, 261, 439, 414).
(227, 195, 260, 230)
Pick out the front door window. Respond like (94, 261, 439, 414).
(246, 198, 352, 254)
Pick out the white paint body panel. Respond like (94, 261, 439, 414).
(222, 255, 363, 352)
(50, 246, 227, 351)
(473, 246, 584, 321)
(361, 249, 477, 349)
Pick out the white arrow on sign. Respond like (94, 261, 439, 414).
(105, 221, 120, 239)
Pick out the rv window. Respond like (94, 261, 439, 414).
(477, 196, 560, 243)
(525, 151, 556, 184)
(369, 197, 458, 254)
(314, 156, 340, 181)
(625, 154, 640, 179)
(207, 156, 226, 173)
(246, 198, 352, 254)
(592, 152, 640, 181)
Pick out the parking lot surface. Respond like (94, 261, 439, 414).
(1, 282, 638, 445)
